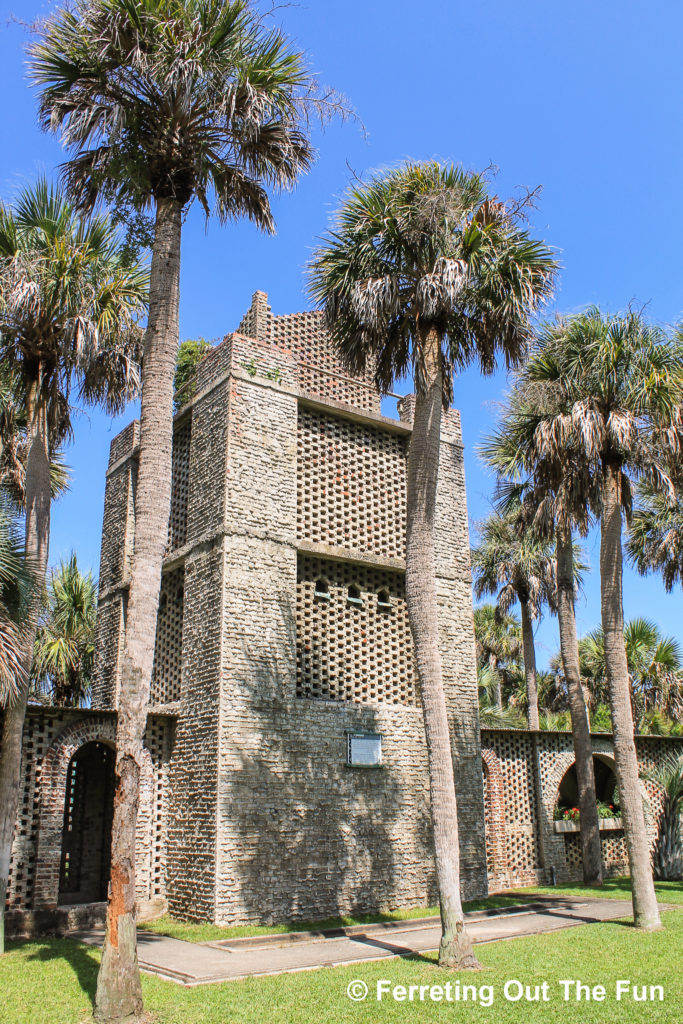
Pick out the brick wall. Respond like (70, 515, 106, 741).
(1, 707, 172, 913)
(481, 729, 683, 889)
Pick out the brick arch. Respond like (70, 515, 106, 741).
(481, 748, 507, 887)
(33, 717, 153, 908)
(542, 748, 581, 815)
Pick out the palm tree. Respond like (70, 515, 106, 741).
(508, 307, 683, 930)
(471, 506, 558, 730)
(579, 619, 683, 725)
(0, 363, 71, 508)
(0, 495, 34, 707)
(309, 160, 556, 968)
(479, 386, 603, 883)
(32, 554, 96, 707)
(0, 180, 145, 956)
(473, 603, 522, 706)
(31, 3, 318, 1013)
(641, 752, 683, 880)
(477, 664, 526, 728)
(628, 482, 683, 593)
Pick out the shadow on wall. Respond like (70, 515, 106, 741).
(218, 597, 436, 925)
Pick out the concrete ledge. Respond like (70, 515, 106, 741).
(203, 900, 548, 950)
(554, 819, 623, 833)
(6, 897, 167, 940)
(296, 538, 405, 573)
(6, 902, 107, 940)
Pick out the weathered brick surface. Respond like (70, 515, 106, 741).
(481, 729, 683, 888)
(1, 708, 171, 912)
(165, 546, 223, 920)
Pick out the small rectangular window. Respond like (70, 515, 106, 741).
(346, 731, 382, 767)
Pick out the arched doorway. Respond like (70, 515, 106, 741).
(58, 741, 115, 905)
(557, 756, 619, 811)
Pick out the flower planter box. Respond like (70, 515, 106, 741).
(553, 818, 623, 833)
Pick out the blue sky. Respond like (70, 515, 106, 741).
(1, 0, 682, 667)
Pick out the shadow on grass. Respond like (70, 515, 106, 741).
(24, 938, 100, 1007)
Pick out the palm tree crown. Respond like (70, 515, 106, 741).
(627, 482, 683, 592)
(32, 554, 97, 708)
(0, 179, 147, 441)
(30, 0, 314, 225)
(579, 618, 682, 723)
(473, 603, 522, 672)
(309, 161, 557, 397)
(505, 307, 683, 499)
(471, 507, 558, 618)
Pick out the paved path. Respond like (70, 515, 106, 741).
(70, 896, 654, 986)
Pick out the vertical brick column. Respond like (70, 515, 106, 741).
(165, 373, 231, 921)
(214, 349, 299, 920)
(92, 422, 139, 709)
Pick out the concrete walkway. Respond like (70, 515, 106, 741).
(70, 896, 650, 986)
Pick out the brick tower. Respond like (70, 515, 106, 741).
(93, 291, 487, 924)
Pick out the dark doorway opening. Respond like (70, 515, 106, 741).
(58, 741, 115, 905)
(558, 756, 618, 807)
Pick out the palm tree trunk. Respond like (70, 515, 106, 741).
(519, 600, 539, 729)
(405, 323, 479, 969)
(489, 654, 502, 706)
(95, 196, 182, 1021)
(600, 459, 660, 929)
(0, 375, 50, 955)
(556, 525, 602, 885)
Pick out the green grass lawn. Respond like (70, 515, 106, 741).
(514, 877, 683, 906)
(2, 909, 681, 1024)
(139, 894, 520, 943)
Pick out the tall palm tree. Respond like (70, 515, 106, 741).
(479, 387, 604, 883)
(627, 482, 683, 593)
(32, 554, 96, 708)
(31, 3, 317, 1014)
(508, 307, 683, 930)
(473, 603, 522, 706)
(309, 160, 556, 967)
(0, 180, 145, 955)
(471, 506, 558, 730)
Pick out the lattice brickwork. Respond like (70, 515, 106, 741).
(482, 731, 540, 877)
(145, 717, 171, 897)
(297, 409, 407, 558)
(6, 712, 53, 908)
(2, 710, 173, 915)
(151, 567, 184, 704)
(272, 310, 379, 412)
(564, 832, 630, 878)
(296, 555, 417, 706)
(599, 832, 630, 875)
(169, 419, 191, 550)
(481, 766, 496, 879)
